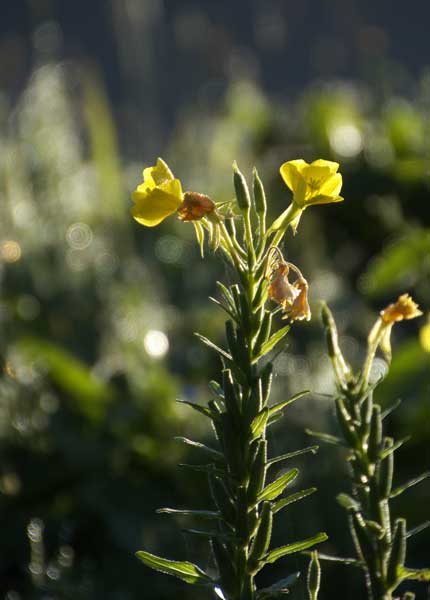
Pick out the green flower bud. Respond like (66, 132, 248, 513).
(233, 162, 251, 212)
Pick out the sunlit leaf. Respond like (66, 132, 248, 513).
(135, 551, 212, 584)
(265, 533, 328, 563)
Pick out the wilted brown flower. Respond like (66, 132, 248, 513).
(380, 294, 422, 325)
(178, 192, 216, 222)
(266, 249, 311, 322)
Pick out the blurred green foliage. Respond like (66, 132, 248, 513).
(0, 29, 429, 600)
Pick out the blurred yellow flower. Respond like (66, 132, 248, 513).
(419, 313, 430, 353)
(132, 158, 183, 227)
(380, 293, 422, 324)
(367, 293, 423, 365)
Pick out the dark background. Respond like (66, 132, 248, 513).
(0, 1, 429, 599)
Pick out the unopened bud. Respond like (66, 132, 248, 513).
(233, 162, 251, 212)
(252, 167, 267, 216)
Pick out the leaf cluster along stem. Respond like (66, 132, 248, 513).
(318, 304, 430, 600)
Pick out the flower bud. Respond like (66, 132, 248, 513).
(252, 167, 267, 216)
(233, 162, 251, 212)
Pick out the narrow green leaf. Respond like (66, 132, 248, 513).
(368, 405, 382, 463)
(387, 518, 407, 587)
(135, 551, 212, 584)
(216, 281, 236, 312)
(194, 333, 232, 360)
(272, 488, 317, 514)
(407, 520, 430, 539)
(380, 437, 410, 459)
(308, 553, 360, 566)
(268, 446, 319, 467)
(305, 429, 344, 446)
(251, 407, 269, 439)
(261, 362, 273, 406)
(249, 502, 273, 571)
(265, 533, 328, 564)
(390, 471, 430, 498)
(254, 325, 290, 362)
(268, 390, 309, 418)
(157, 508, 222, 520)
(257, 469, 299, 503)
(176, 399, 214, 419)
(209, 296, 237, 320)
(182, 528, 232, 540)
(381, 398, 402, 420)
(192, 221, 205, 258)
(174, 437, 223, 461)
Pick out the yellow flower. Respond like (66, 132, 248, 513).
(132, 158, 183, 227)
(367, 293, 422, 366)
(131, 158, 217, 229)
(271, 159, 343, 234)
(380, 293, 423, 324)
(280, 159, 343, 208)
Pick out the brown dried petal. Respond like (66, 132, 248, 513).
(178, 192, 215, 222)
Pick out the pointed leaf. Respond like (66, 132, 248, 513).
(194, 333, 232, 360)
(254, 325, 290, 362)
(135, 551, 212, 584)
(390, 472, 430, 498)
(380, 436, 410, 459)
(157, 508, 222, 521)
(176, 399, 214, 419)
(268, 391, 309, 418)
(193, 221, 205, 258)
(381, 398, 402, 420)
(407, 520, 430, 539)
(309, 553, 360, 566)
(268, 446, 319, 467)
(265, 533, 328, 564)
(182, 528, 232, 540)
(257, 469, 299, 503)
(273, 488, 317, 514)
(251, 407, 269, 439)
(175, 436, 223, 461)
(305, 429, 344, 446)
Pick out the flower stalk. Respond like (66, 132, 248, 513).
(317, 300, 429, 600)
(131, 157, 348, 599)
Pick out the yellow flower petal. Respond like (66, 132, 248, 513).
(310, 159, 340, 173)
(318, 173, 343, 197)
(303, 164, 333, 187)
(280, 160, 307, 192)
(142, 157, 174, 189)
(132, 179, 183, 227)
